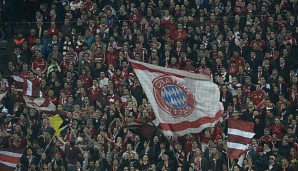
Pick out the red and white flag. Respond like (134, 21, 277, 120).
(130, 60, 224, 136)
(0, 149, 24, 171)
(12, 74, 43, 97)
(24, 96, 56, 111)
(227, 118, 255, 159)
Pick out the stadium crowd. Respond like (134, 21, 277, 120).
(1, 0, 298, 170)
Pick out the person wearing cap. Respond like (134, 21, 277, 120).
(51, 151, 64, 169)
(266, 155, 278, 171)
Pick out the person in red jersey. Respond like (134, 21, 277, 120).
(78, 69, 92, 89)
(269, 116, 286, 140)
(252, 84, 266, 106)
(32, 50, 47, 75)
(88, 79, 102, 103)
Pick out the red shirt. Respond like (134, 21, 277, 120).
(108, 94, 121, 105)
(106, 53, 118, 66)
(269, 124, 286, 139)
(183, 65, 196, 72)
(242, 84, 252, 96)
(129, 12, 142, 22)
(47, 27, 59, 37)
(251, 90, 266, 106)
(88, 86, 102, 102)
(60, 60, 75, 72)
(112, 75, 124, 88)
(250, 39, 266, 50)
(172, 29, 187, 42)
(28, 36, 37, 47)
(32, 58, 47, 74)
(93, 53, 106, 63)
(258, 135, 273, 145)
(79, 75, 92, 88)
(230, 55, 245, 68)
(21, 71, 30, 78)
(228, 66, 239, 76)
(48, 96, 58, 106)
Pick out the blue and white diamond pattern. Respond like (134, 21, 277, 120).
(161, 85, 187, 109)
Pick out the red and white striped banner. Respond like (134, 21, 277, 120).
(0, 149, 24, 171)
(227, 118, 255, 159)
(12, 74, 43, 97)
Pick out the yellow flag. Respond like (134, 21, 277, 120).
(51, 126, 65, 140)
(49, 114, 63, 131)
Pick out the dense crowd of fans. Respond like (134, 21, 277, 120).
(1, 0, 298, 170)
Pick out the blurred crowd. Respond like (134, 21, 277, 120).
(1, 0, 298, 171)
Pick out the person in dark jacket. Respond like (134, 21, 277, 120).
(208, 146, 225, 171)
(255, 146, 268, 171)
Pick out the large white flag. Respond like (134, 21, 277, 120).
(130, 60, 224, 136)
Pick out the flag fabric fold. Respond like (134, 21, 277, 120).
(12, 73, 43, 97)
(130, 60, 224, 136)
(23, 96, 56, 111)
(0, 149, 24, 171)
(227, 118, 255, 159)
(0, 91, 7, 101)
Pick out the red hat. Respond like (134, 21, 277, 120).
(56, 151, 62, 158)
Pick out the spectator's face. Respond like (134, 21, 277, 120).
(27, 149, 33, 156)
(282, 159, 288, 166)
(274, 118, 280, 124)
(153, 136, 159, 143)
(211, 147, 218, 155)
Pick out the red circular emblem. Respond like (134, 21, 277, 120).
(152, 75, 196, 118)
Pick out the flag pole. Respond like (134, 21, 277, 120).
(228, 157, 230, 170)
(38, 125, 68, 167)
(149, 120, 195, 170)
(227, 119, 230, 170)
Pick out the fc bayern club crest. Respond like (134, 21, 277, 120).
(152, 75, 196, 118)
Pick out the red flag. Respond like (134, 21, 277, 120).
(12, 74, 43, 97)
(24, 96, 56, 111)
(139, 123, 157, 139)
(131, 60, 223, 136)
(0, 149, 24, 171)
(227, 118, 255, 159)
